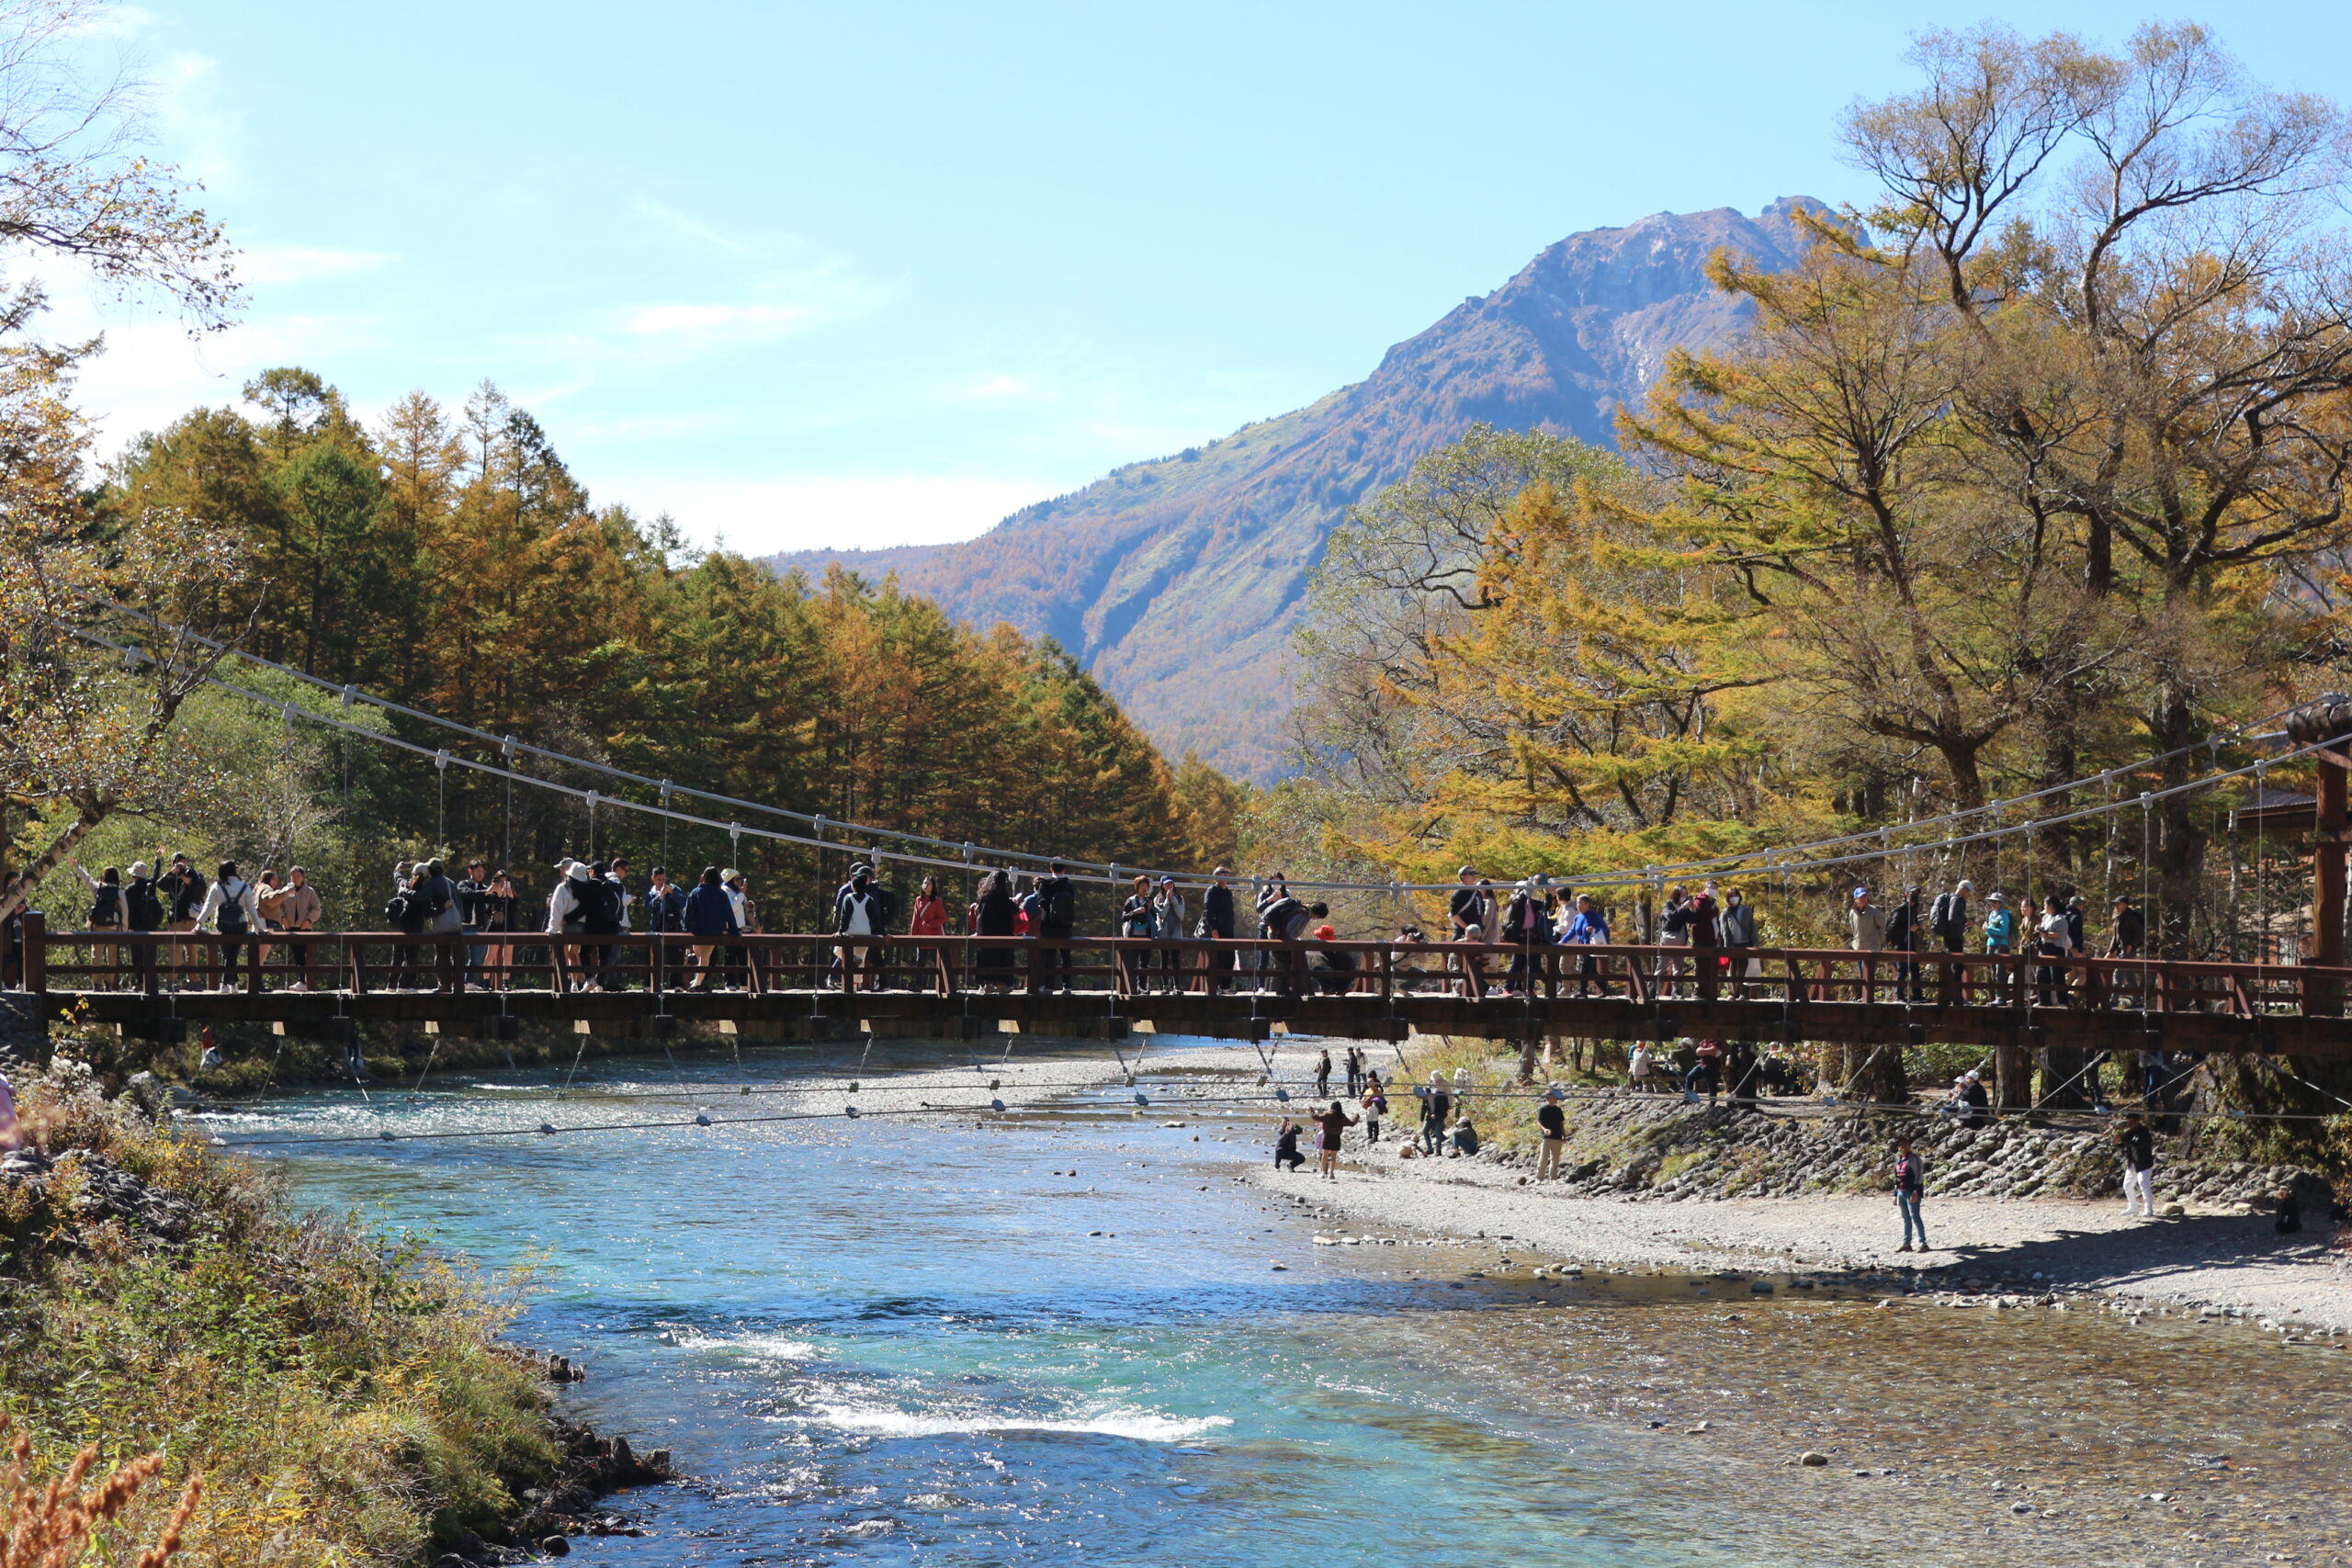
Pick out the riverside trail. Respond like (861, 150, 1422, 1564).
(215, 1038, 2352, 1568)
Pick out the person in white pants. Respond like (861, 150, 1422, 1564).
(2118, 1112, 2158, 1216)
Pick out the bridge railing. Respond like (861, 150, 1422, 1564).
(15, 913, 2352, 1018)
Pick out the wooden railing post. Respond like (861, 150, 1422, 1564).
(21, 911, 44, 998)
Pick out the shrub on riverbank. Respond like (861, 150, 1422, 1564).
(0, 1049, 558, 1564)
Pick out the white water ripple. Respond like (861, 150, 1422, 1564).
(781, 1403, 1231, 1443)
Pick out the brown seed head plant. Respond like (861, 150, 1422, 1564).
(0, 1417, 200, 1568)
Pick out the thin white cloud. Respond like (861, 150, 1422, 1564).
(237, 244, 396, 286)
(616, 261, 891, 347)
(639, 474, 1057, 557)
(623, 300, 828, 337)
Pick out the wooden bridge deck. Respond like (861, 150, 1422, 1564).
(19, 919, 2352, 1055)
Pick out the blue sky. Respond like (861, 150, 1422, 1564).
(59, 2, 2352, 554)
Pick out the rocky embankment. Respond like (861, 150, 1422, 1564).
(1504, 1095, 2335, 1215)
(0, 1117, 676, 1565)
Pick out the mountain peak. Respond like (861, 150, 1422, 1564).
(772, 199, 1821, 778)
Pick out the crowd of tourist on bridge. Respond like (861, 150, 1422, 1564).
(39, 845, 2158, 1010)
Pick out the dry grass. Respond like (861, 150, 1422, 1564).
(0, 1416, 199, 1567)
(0, 1039, 558, 1565)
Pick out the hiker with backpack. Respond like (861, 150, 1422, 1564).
(66, 858, 128, 990)
(1035, 861, 1076, 993)
(195, 861, 262, 992)
(1256, 889, 1319, 998)
(117, 859, 164, 989)
(545, 860, 594, 988)
(155, 852, 208, 987)
(416, 859, 464, 993)
(386, 866, 430, 988)
(834, 863, 887, 992)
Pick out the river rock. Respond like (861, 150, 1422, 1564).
(1800, 1450, 1829, 1467)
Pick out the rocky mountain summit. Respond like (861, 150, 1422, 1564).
(774, 199, 1822, 778)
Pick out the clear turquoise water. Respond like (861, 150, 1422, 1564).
(207, 1043, 2343, 1566)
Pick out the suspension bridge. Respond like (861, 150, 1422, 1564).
(15, 621, 2352, 1062)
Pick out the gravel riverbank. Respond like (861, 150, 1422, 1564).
(1031, 1037, 2352, 1337)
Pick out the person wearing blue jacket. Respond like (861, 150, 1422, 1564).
(1562, 894, 1612, 997)
(682, 865, 741, 990)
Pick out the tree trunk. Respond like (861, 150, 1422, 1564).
(2039, 1044, 2090, 1108)
(2149, 682, 2207, 958)
(1841, 1042, 1909, 1107)
(1995, 1043, 2033, 1111)
(0, 809, 102, 924)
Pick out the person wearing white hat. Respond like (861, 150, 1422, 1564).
(548, 860, 594, 988)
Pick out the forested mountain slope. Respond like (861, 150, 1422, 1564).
(773, 198, 1819, 778)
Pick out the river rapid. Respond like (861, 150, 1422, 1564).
(206, 1040, 2352, 1568)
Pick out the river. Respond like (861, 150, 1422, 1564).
(204, 1039, 2352, 1567)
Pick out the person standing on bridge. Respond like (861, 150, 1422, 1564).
(1449, 868, 1489, 997)
(973, 868, 1018, 991)
(1118, 874, 1155, 992)
(1036, 861, 1077, 994)
(1928, 880, 1973, 953)
(1150, 876, 1186, 992)
(910, 875, 948, 937)
(835, 863, 885, 993)
(458, 860, 493, 990)
(1983, 892, 2016, 1003)
(1563, 893, 1611, 996)
(547, 861, 593, 988)
(195, 861, 260, 992)
(2033, 893, 2075, 1008)
(1502, 876, 1554, 997)
(1200, 867, 1236, 995)
(158, 852, 206, 987)
(683, 866, 740, 989)
(1884, 886, 1923, 1001)
(1719, 886, 1758, 995)
(644, 864, 684, 932)
(66, 858, 126, 990)
(1656, 886, 1694, 998)
(476, 869, 514, 990)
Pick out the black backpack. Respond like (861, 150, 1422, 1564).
(87, 885, 122, 927)
(582, 878, 622, 934)
(215, 881, 250, 934)
(125, 879, 163, 931)
(1261, 896, 1307, 935)
(383, 890, 415, 928)
(1040, 877, 1075, 927)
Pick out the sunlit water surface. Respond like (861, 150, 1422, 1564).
(211, 1043, 2352, 1567)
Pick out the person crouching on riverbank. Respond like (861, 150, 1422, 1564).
(1274, 1118, 1306, 1172)
(1316, 1100, 1359, 1179)
(1893, 1135, 1929, 1253)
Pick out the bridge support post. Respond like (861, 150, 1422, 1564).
(2312, 751, 2346, 1015)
